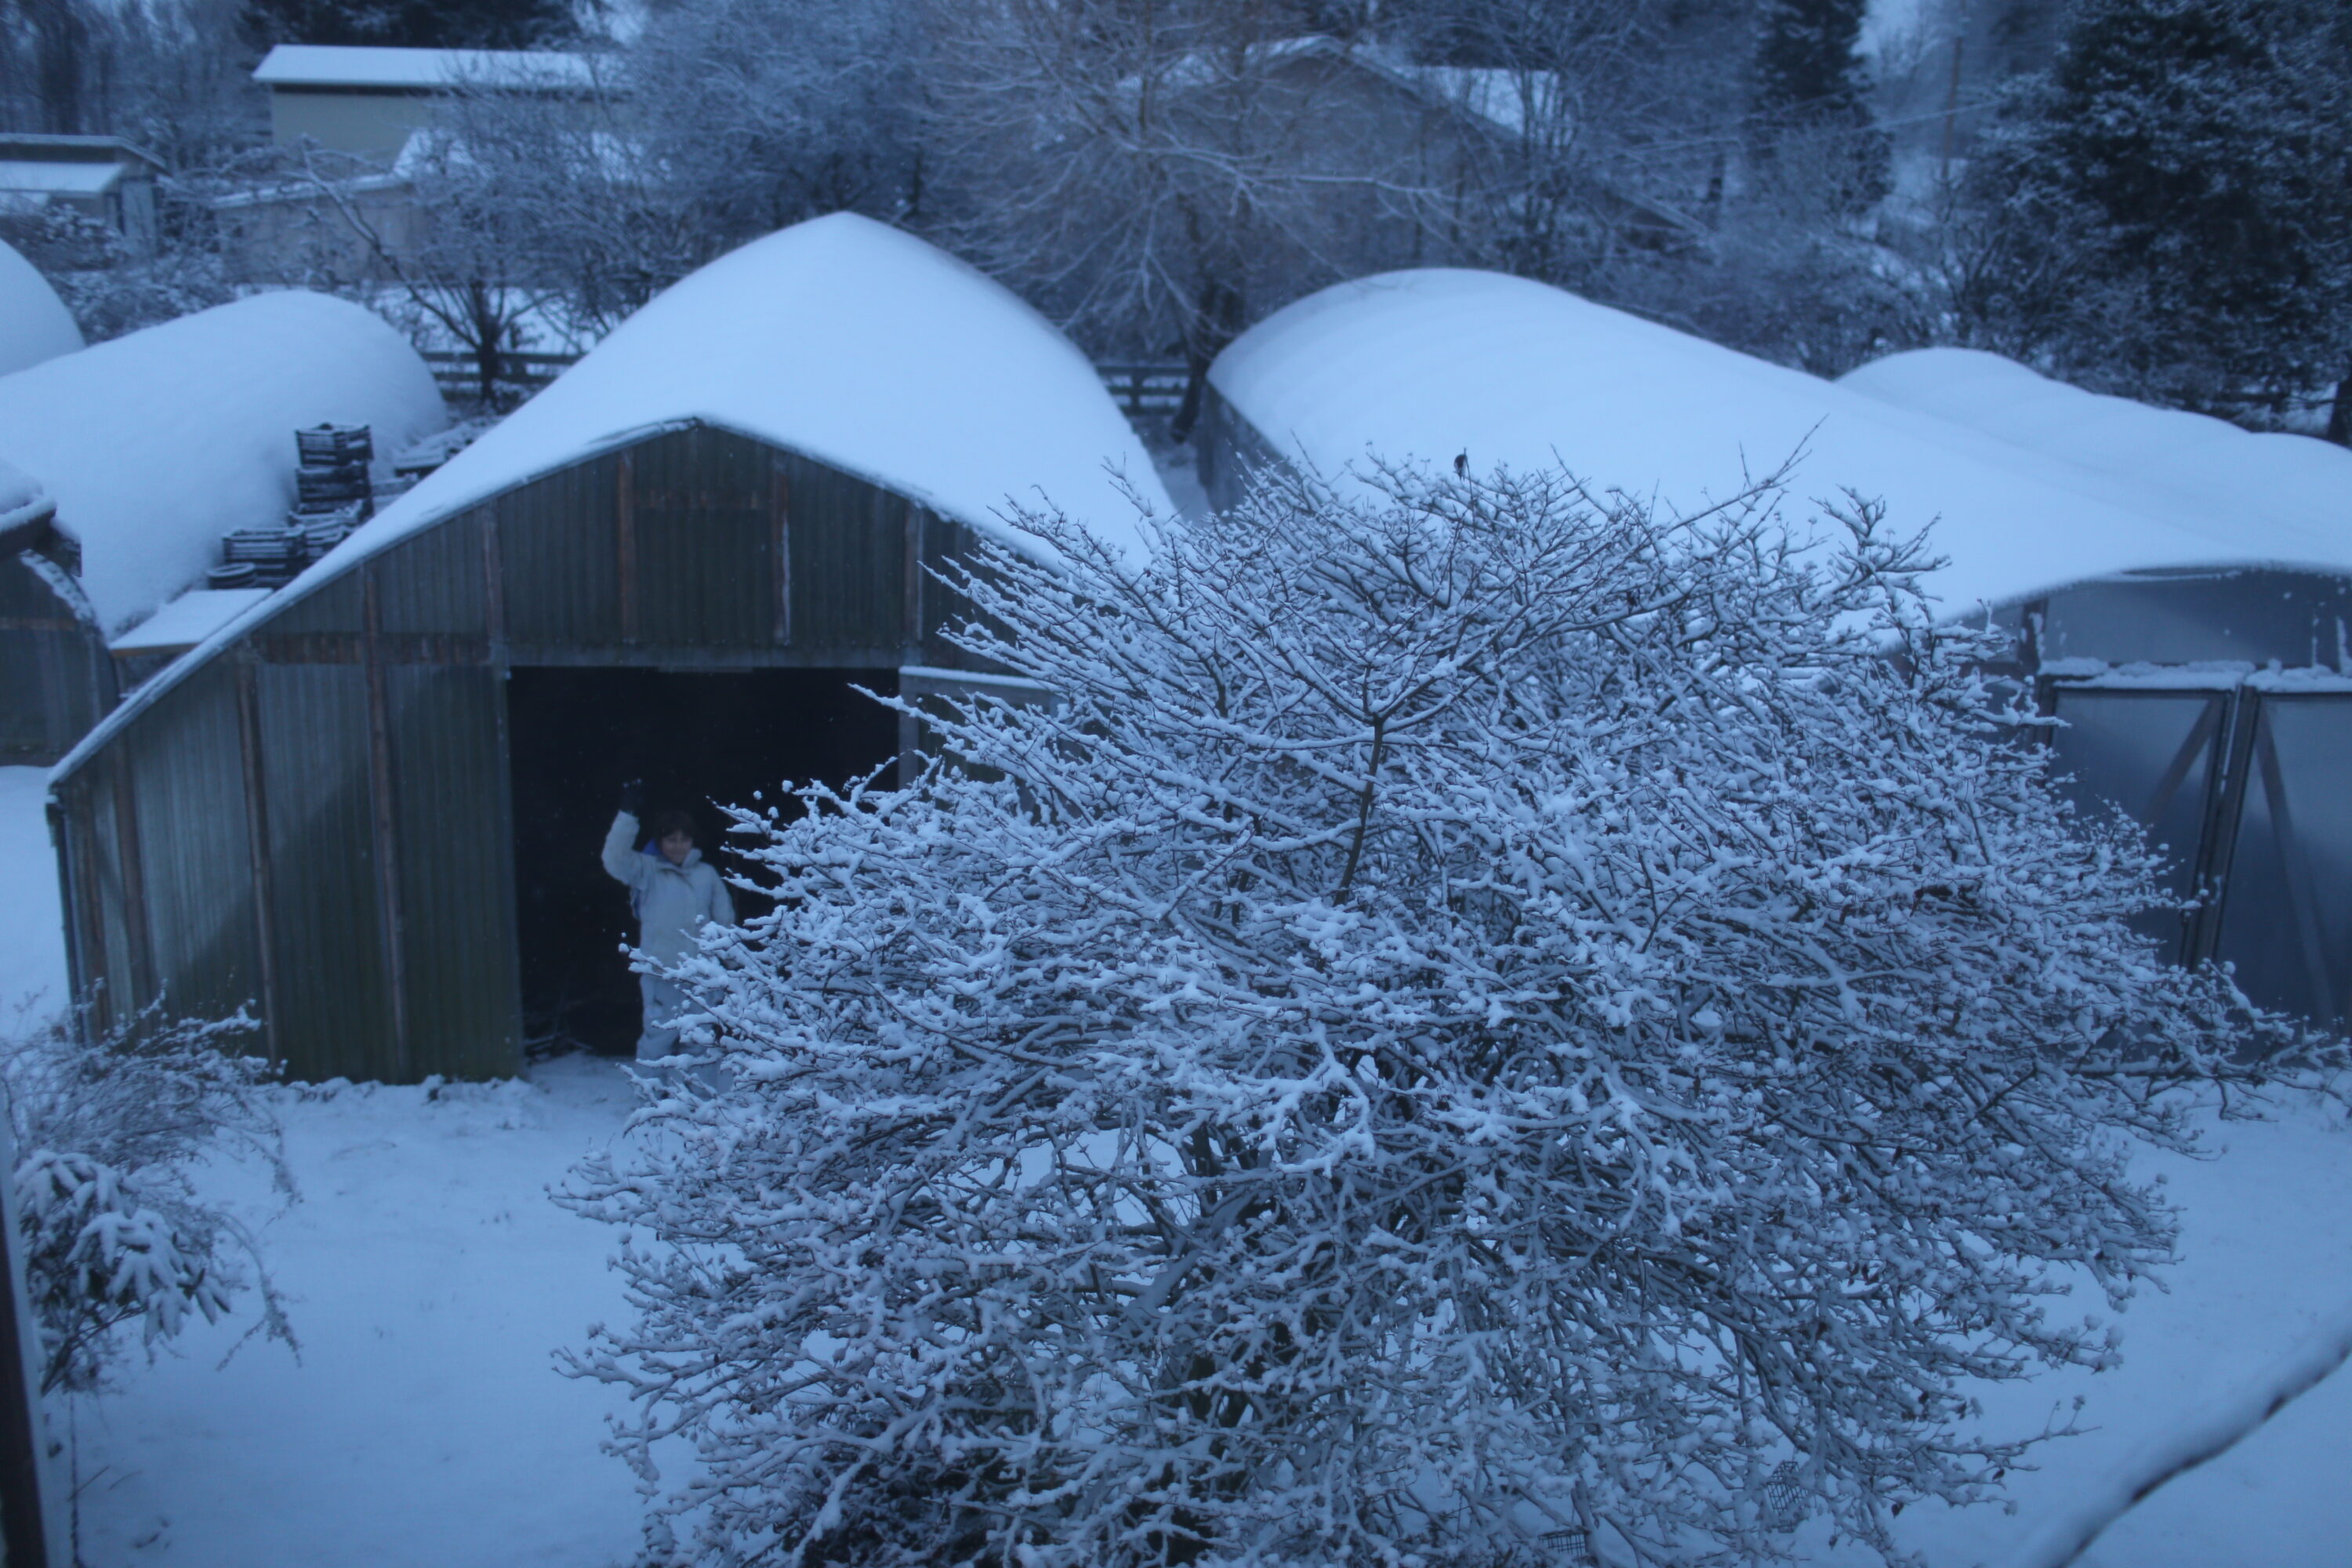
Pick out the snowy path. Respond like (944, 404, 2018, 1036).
(3, 766, 2349, 1565)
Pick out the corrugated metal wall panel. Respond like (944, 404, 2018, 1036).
(376, 511, 488, 636)
(256, 661, 395, 1081)
(502, 456, 619, 646)
(635, 428, 771, 648)
(77, 764, 141, 1024)
(786, 452, 906, 653)
(124, 662, 263, 1025)
(0, 554, 110, 763)
(386, 663, 520, 1079)
(266, 570, 365, 636)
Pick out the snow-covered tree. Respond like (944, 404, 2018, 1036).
(1951, 0, 2352, 435)
(4, 1004, 292, 1396)
(922, 0, 1485, 426)
(564, 461, 2303, 1566)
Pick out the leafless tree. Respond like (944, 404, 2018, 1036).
(923, 0, 1490, 427)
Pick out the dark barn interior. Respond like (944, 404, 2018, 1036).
(506, 665, 900, 1054)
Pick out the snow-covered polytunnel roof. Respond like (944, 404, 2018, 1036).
(0, 237, 82, 378)
(1838, 347, 2352, 550)
(0, 454, 49, 534)
(297, 212, 1169, 593)
(1209, 270, 2352, 614)
(49, 214, 1174, 781)
(0, 289, 445, 633)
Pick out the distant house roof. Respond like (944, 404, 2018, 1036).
(0, 238, 81, 378)
(252, 43, 595, 93)
(0, 134, 165, 174)
(0, 290, 445, 633)
(1208, 269, 2352, 615)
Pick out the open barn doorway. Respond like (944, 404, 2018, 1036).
(506, 666, 901, 1056)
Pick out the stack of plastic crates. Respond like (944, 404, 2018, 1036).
(207, 423, 377, 590)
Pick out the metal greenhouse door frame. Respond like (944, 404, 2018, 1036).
(2039, 670, 2352, 1025)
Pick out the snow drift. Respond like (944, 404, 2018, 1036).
(0, 290, 445, 633)
(1208, 270, 2352, 614)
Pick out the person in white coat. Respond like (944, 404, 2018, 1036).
(601, 782, 735, 1064)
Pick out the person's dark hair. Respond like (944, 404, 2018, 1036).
(651, 809, 697, 842)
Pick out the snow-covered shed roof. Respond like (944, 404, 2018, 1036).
(107, 587, 270, 657)
(0, 237, 82, 377)
(1838, 347, 2352, 553)
(0, 289, 445, 633)
(252, 44, 595, 93)
(1209, 270, 2352, 614)
(295, 211, 1169, 585)
(51, 214, 1171, 781)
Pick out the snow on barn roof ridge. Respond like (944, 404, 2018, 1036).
(0, 236, 82, 378)
(0, 289, 445, 636)
(1210, 269, 2352, 615)
(53, 213, 1174, 784)
(252, 43, 595, 92)
(1837, 346, 2352, 550)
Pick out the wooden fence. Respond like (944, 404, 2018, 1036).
(424, 350, 1192, 420)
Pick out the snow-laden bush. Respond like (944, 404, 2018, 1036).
(2, 1004, 292, 1396)
(564, 463, 2300, 1566)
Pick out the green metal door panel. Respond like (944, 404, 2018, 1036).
(387, 663, 521, 1079)
(501, 460, 620, 646)
(634, 428, 771, 647)
(125, 664, 263, 1025)
(257, 662, 395, 1081)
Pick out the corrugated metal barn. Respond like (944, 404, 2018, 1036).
(0, 290, 444, 763)
(1203, 269, 2352, 1028)
(48, 214, 1171, 1082)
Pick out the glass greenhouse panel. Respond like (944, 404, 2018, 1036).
(2214, 695, 2352, 1026)
(2046, 688, 2227, 961)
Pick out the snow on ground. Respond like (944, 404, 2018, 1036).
(66, 1059, 644, 1568)
(2, 772, 2349, 1566)
(0, 767, 67, 1015)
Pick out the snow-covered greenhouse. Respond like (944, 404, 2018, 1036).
(48, 214, 1171, 1082)
(1201, 269, 2352, 1027)
(0, 291, 444, 762)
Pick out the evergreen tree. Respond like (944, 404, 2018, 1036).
(1958, 0, 2352, 435)
(1749, 0, 1889, 209)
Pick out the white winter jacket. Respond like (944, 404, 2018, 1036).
(601, 811, 736, 964)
